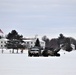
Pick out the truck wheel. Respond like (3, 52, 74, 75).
(28, 53, 32, 57)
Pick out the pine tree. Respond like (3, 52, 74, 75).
(35, 38, 41, 47)
(6, 30, 25, 53)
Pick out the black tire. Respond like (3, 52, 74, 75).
(33, 53, 39, 57)
(28, 53, 32, 57)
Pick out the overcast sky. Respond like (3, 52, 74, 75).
(0, 0, 76, 38)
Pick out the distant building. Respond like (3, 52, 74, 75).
(0, 36, 45, 49)
(23, 38, 45, 49)
(0, 38, 8, 49)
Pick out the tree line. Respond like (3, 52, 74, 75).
(42, 34, 76, 52)
(5, 30, 25, 53)
(1, 30, 76, 54)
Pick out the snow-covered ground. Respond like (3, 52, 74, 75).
(0, 49, 76, 75)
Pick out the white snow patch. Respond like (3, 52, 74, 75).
(0, 49, 76, 75)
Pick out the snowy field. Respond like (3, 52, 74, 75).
(0, 49, 76, 75)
